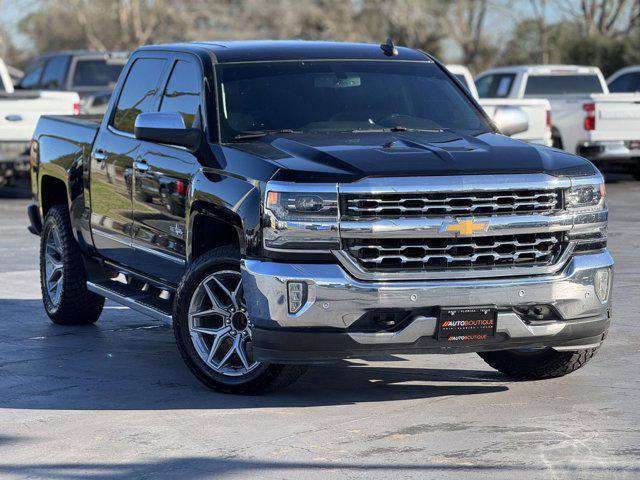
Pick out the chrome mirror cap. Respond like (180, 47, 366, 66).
(492, 106, 529, 137)
(134, 112, 201, 151)
(135, 112, 187, 130)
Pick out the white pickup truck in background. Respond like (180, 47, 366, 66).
(0, 58, 79, 188)
(447, 65, 552, 146)
(476, 65, 640, 179)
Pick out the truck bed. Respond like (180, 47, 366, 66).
(0, 91, 81, 143)
(33, 115, 101, 145)
(31, 115, 102, 195)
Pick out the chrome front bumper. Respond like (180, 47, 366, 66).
(242, 250, 613, 363)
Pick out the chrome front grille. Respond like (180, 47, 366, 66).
(341, 189, 562, 218)
(346, 233, 565, 271)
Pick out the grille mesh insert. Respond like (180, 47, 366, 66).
(346, 233, 565, 271)
(342, 189, 562, 218)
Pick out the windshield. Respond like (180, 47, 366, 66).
(215, 60, 491, 141)
(72, 59, 125, 88)
(524, 74, 604, 95)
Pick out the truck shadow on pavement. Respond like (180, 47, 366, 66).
(0, 299, 509, 410)
(0, 456, 637, 479)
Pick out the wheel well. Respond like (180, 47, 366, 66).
(191, 213, 240, 261)
(551, 127, 563, 149)
(40, 176, 68, 216)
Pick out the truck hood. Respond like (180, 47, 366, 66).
(224, 130, 596, 182)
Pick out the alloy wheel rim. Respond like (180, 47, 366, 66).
(44, 226, 64, 307)
(188, 270, 260, 377)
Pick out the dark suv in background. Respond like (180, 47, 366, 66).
(17, 50, 129, 113)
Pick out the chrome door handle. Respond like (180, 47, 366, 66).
(134, 161, 149, 172)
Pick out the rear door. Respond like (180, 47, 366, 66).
(90, 54, 169, 266)
(128, 55, 202, 283)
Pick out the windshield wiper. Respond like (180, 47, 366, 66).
(230, 129, 302, 141)
(351, 126, 442, 133)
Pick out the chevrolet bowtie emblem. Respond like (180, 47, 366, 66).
(441, 219, 489, 236)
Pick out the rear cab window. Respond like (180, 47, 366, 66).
(524, 75, 604, 95)
(72, 58, 127, 89)
(159, 60, 202, 128)
(112, 58, 167, 134)
(476, 74, 515, 98)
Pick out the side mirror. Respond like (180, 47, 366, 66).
(134, 112, 202, 151)
(492, 106, 529, 137)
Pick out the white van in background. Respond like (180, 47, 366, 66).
(447, 65, 552, 147)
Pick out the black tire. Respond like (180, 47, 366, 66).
(552, 134, 563, 150)
(40, 205, 104, 325)
(631, 164, 640, 181)
(478, 346, 600, 380)
(173, 246, 306, 394)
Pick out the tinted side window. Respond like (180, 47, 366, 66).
(476, 74, 515, 98)
(20, 59, 45, 89)
(609, 73, 640, 93)
(40, 56, 70, 89)
(113, 58, 166, 134)
(159, 61, 201, 128)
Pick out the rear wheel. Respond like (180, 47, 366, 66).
(478, 346, 600, 379)
(173, 246, 306, 394)
(552, 134, 563, 150)
(40, 205, 104, 325)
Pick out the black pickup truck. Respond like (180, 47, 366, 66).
(28, 41, 613, 394)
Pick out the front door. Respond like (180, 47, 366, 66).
(128, 58, 202, 284)
(90, 56, 168, 267)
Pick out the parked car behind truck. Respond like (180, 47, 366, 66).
(0, 58, 79, 188)
(476, 65, 640, 179)
(607, 66, 640, 93)
(447, 64, 552, 147)
(17, 50, 129, 114)
(29, 41, 613, 394)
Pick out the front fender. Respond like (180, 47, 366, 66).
(188, 168, 263, 260)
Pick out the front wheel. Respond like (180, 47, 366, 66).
(173, 246, 306, 394)
(478, 346, 600, 380)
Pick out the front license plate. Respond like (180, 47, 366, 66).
(437, 307, 497, 342)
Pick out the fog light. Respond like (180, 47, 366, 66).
(287, 281, 308, 314)
(594, 268, 611, 302)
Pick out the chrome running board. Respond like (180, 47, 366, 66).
(87, 280, 173, 324)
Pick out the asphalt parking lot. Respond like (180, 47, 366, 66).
(0, 178, 638, 480)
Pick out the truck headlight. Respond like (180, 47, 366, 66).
(266, 191, 337, 221)
(566, 181, 605, 210)
(263, 183, 339, 251)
